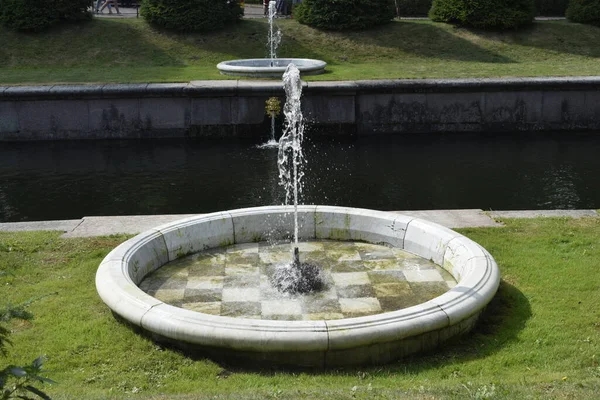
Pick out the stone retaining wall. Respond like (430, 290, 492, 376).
(1, 77, 599, 140)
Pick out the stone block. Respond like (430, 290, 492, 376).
(430, 256, 499, 325)
(188, 80, 239, 96)
(484, 91, 543, 126)
(146, 83, 186, 96)
(228, 205, 317, 243)
(404, 219, 461, 265)
(232, 96, 268, 124)
(102, 83, 148, 98)
(357, 93, 428, 125)
(0, 101, 19, 134)
(141, 303, 328, 352)
(437, 312, 479, 343)
(542, 91, 586, 124)
(100, 229, 170, 284)
(442, 236, 486, 279)
(191, 97, 232, 125)
(303, 95, 355, 124)
(89, 99, 141, 137)
(154, 213, 234, 261)
(49, 85, 104, 98)
(16, 100, 89, 138)
(139, 98, 190, 130)
(3, 86, 52, 99)
(584, 91, 600, 116)
(315, 206, 412, 248)
(584, 91, 600, 128)
(326, 302, 448, 351)
(426, 92, 484, 124)
(237, 80, 282, 95)
(96, 259, 163, 326)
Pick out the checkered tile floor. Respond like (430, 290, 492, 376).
(139, 241, 457, 321)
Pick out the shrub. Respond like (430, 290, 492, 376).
(295, 0, 397, 31)
(429, 0, 536, 29)
(536, 0, 568, 15)
(141, 0, 243, 32)
(566, 0, 600, 25)
(397, 0, 433, 17)
(1, 301, 54, 400)
(0, 0, 90, 31)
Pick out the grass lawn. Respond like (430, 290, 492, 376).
(1, 18, 600, 84)
(1, 217, 599, 399)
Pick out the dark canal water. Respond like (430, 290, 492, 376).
(1, 132, 599, 222)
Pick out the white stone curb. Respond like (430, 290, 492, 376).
(217, 58, 327, 77)
(96, 205, 500, 366)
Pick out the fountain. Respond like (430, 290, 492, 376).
(259, 96, 280, 147)
(216, 1, 326, 77)
(271, 65, 323, 294)
(96, 65, 500, 368)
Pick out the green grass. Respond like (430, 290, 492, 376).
(1, 18, 600, 84)
(1, 217, 599, 399)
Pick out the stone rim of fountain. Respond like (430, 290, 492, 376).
(96, 205, 500, 367)
(217, 58, 327, 78)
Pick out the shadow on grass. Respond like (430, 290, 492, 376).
(215, 279, 531, 375)
(383, 279, 532, 374)
(512, 21, 600, 58)
(172, 19, 277, 61)
(299, 20, 513, 64)
(183, 19, 515, 65)
(115, 278, 530, 376)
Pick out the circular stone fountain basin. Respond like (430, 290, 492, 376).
(139, 241, 458, 321)
(217, 58, 327, 78)
(96, 206, 500, 368)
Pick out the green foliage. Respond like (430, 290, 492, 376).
(397, 0, 433, 16)
(140, 0, 243, 32)
(351, 0, 569, 18)
(295, 0, 397, 30)
(0, 302, 53, 400)
(566, 0, 600, 25)
(0, 356, 55, 400)
(536, 0, 569, 15)
(429, 0, 536, 29)
(0, 0, 90, 31)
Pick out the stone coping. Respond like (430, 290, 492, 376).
(2, 210, 596, 236)
(96, 205, 500, 367)
(3, 76, 600, 99)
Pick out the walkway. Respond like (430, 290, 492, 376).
(0, 210, 597, 238)
(93, 5, 567, 20)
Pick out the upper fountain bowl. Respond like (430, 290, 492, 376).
(217, 58, 327, 78)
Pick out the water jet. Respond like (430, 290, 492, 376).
(217, 1, 326, 77)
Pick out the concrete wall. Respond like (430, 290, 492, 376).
(1, 77, 599, 140)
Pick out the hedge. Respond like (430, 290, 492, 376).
(536, 0, 568, 15)
(566, 0, 600, 25)
(398, 0, 567, 17)
(295, 0, 396, 31)
(141, 0, 243, 32)
(0, 0, 90, 31)
(429, 0, 536, 29)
